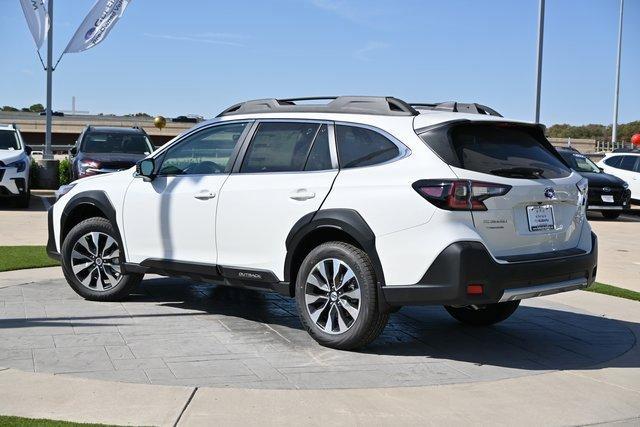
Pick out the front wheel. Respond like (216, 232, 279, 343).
(445, 300, 520, 326)
(61, 217, 142, 301)
(295, 241, 389, 350)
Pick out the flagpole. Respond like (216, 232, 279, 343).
(612, 0, 624, 146)
(44, 0, 53, 160)
(534, 0, 545, 123)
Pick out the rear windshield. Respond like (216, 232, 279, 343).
(81, 132, 153, 154)
(420, 123, 571, 179)
(0, 130, 20, 150)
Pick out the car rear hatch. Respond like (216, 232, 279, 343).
(418, 121, 587, 259)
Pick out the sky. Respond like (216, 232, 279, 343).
(0, 0, 638, 125)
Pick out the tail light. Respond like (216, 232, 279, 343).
(413, 180, 511, 211)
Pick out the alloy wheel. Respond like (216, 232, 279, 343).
(70, 232, 122, 291)
(304, 258, 361, 335)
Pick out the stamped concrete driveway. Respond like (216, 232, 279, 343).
(0, 272, 636, 390)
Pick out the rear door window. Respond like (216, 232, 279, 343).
(336, 125, 400, 168)
(421, 124, 571, 179)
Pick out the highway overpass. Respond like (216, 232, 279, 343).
(0, 112, 196, 152)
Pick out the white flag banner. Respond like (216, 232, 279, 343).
(19, 0, 49, 49)
(64, 0, 132, 54)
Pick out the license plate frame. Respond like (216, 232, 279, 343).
(601, 195, 614, 203)
(526, 204, 555, 232)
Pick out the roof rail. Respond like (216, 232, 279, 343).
(217, 96, 419, 117)
(411, 102, 502, 117)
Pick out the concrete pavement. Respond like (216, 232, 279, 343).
(588, 212, 640, 292)
(0, 191, 53, 246)
(0, 268, 638, 425)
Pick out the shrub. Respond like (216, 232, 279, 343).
(58, 157, 71, 186)
(29, 159, 40, 189)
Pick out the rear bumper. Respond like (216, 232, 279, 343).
(587, 188, 631, 211)
(381, 232, 597, 306)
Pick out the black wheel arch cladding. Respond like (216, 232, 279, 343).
(284, 208, 385, 287)
(61, 190, 123, 255)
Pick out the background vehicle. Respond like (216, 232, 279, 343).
(39, 110, 64, 117)
(557, 147, 630, 219)
(69, 126, 155, 181)
(597, 151, 640, 205)
(172, 115, 199, 123)
(48, 96, 597, 350)
(0, 123, 32, 208)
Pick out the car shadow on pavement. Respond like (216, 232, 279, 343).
(128, 277, 639, 373)
(0, 195, 50, 212)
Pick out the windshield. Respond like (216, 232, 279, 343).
(81, 132, 153, 154)
(0, 130, 20, 150)
(560, 152, 600, 173)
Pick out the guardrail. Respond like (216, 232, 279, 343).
(29, 145, 74, 154)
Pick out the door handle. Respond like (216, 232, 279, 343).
(289, 189, 316, 201)
(194, 190, 216, 200)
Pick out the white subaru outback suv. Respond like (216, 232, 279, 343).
(0, 124, 32, 208)
(47, 97, 597, 350)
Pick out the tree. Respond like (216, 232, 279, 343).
(1, 106, 19, 112)
(20, 108, 30, 112)
(29, 103, 45, 113)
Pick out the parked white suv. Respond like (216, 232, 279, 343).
(47, 97, 597, 350)
(0, 124, 32, 208)
(597, 151, 640, 203)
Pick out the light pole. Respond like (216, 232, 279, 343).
(534, 0, 545, 124)
(44, 0, 53, 160)
(612, 0, 624, 146)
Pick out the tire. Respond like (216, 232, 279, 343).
(61, 217, 142, 301)
(602, 211, 621, 220)
(295, 241, 389, 351)
(15, 190, 30, 209)
(445, 300, 520, 326)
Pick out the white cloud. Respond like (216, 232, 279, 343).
(143, 33, 246, 47)
(354, 42, 389, 61)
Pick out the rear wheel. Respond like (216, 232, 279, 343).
(295, 241, 389, 350)
(61, 217, 142, 301)
(445, 300, 520, 326)
(602, 211, 621, 220)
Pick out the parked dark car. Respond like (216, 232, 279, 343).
(557, 147, 631, 219)
(69, 126, 155, 181)
(39, 110, 65, 117)
(172, 115, 199, 123)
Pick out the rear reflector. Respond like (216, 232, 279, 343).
(413, 180, 511, 211)
(466, 284, 484, 295)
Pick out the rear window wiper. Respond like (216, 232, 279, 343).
(490, 167, 544, 178)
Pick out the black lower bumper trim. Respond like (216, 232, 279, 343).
(46, 207, 61, 261)
(381, 232, 598, 307)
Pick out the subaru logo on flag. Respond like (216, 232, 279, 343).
(544, 188, 555, 199)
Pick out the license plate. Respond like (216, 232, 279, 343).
(601, 195, 614, 203)
(526, 205, 555, 232)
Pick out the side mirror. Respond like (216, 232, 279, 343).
(136, 158, 156, 181)
(25, 146, 33, 156)
(70, 146, 77, 156)
(598, 167, 604, 172)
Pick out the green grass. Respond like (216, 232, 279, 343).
(0, 246, 59, 272)
(0, 415, 116, 426)
(585, 282, 640, 302)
